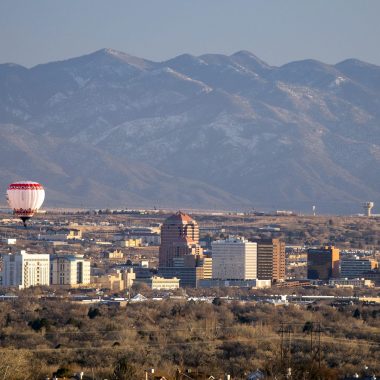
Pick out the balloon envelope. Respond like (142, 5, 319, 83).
(7, 181, 45, 218)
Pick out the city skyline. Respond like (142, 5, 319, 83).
(1, 1, 380, 378)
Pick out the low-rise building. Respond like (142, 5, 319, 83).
(92, 269, 136, 292)
(159, 266, 204, 288)
(66, 229, 82, 240)
(329, 278, 374, 288)
(199, 278, 271, 288)
(144, 276, 180, 290)
(340, 258, 378, 279)
(120, 238, 142, 248)
(1, 238, 16, 245)
(115, 228, 161, 246)
(38, 228, 82, 241)
(362, 269, 380, 286)
(104, 249, 124, 259)
(140, 260, 149, 268)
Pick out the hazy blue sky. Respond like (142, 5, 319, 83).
(1, 0, 380, 67)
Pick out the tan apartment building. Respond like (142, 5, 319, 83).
(256, 238, 286, 282)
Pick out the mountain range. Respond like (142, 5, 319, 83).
(1, 48, 380, 213)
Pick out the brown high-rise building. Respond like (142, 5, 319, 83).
(158, 211, 206, 287)
(256, 238, 286, 282)
(307, 246, 340, 280)
(159, 211, 202, 268)
(273, 239, 286, 281)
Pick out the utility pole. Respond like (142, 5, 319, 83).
(279, 323, 293, 379)
(309, 322, 322, 376)
(280, 323, 284, 363)
(310, 325, 313, 353)
(313, 323, 321, 370)
(287, 325, 293, 378)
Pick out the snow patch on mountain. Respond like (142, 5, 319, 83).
(46, 92, 68, 106)
(329, 76, 348, 88)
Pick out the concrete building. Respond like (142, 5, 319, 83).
(1, 238, 16, 245)
(50, 254, 91, 287)
(145, 276, 180, 290)
(307, 246, 340, 280)
(212, 237, 257, 280)
(340, 258, 378, 279)
(129, 233, 160, 246)
(2, 250, 50, 289)
(363, 269, 380, 286)
(199, 278, 271, 288)
(256, 238, 286, 282)
(120, 238, 142, 248)
(121, 264, 152, 282)
(159, 266, 204, 288)
(104, 249, 124, 259)
(38, 228, 82, 241)
(92, 268, 136, 292)
(115, 227, 161, 246)
(329, 278, 374, 288)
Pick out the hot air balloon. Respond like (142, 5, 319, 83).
(6, 181, 45, 227)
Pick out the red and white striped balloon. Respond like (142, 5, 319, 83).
(6, 181, 45, 222)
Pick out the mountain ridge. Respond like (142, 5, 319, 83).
(1, 49, 380, 213)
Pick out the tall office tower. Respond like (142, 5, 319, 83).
(50, 254, 91, 287)
(211, 237, 257, 280)
(159, 211, 202, 267)
(256, 239, 285, 282)
(2, 250, 50, 289)
(158, 211, 204, 287)
(307, 246, 340, 280)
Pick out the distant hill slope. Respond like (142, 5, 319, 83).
(1, 49, 380, 213)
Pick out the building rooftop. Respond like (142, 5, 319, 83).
(165, 211, 195, 224)
(213, 236, 249, 244)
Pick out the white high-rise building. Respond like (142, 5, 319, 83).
(212, 237, 257, 280)
(50, 255, 91, 287)
(2, 250, 50, 289)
